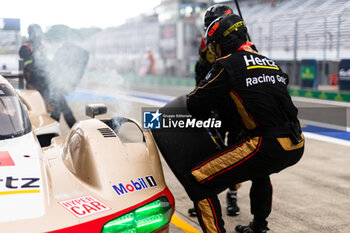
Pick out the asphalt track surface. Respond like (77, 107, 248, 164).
(62, 79, 350, 233)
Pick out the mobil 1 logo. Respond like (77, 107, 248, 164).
(145, 175, 157, 187)
(112, 175, 158, 196)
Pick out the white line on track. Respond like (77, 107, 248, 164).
(303, 132, 350, 147)
(292, 96, 350, 107)
(77, 88, 168, 107)
(130, 90, 176, 102)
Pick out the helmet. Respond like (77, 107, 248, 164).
(27, 24, 43, 42)
(205, 14, 247, 57)
(203, 4, 233, 30)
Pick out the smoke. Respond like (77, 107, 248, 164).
(111, 117, 144, 143)
(26, 27, 134, 124)
(48, 42, 89, 95)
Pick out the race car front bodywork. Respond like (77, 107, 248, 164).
(16, 89, 61, 146)
(0, 76, 174, 233)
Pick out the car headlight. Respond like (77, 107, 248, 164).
(101, 196, 172, 233)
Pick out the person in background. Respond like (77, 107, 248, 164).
(19, 24, 50, 100)
(147, 49, 155, 75)
(19, 24, 76, 128)
(187, 14, 304, 232)
(188, 4, 242, 218)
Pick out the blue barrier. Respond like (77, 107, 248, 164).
(338, 59, 350, 91)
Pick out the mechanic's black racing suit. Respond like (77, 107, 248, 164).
(19, 40, 50, 99)
(19, 41, 76, 128)
(187, 42, 304, 232)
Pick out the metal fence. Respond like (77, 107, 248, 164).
(245, 0, 350, 60)
(232, 0, 350, 84)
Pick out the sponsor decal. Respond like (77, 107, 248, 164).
(223, 21, 245, 36)
(143, 109, 221, 130)
(339, 68, 350, 81)
(243, 55, 279, 70)
(246, 74, 287, 87)
(301, 66, 316, 80)
(338, 59, 350, 91)
(208, 22, 219, 36)
(145, 175, 157, 187)
(0, 151, 15, 166)
(224, 9, 232, 15)
(205, 72, 213, 81)
(112, 176, 158, 196)
(0, 176, 40, 195)
(59, 195, 111, 218)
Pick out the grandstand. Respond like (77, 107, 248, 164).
(82, 0, 350, 82)
(239, 0, 350, 60)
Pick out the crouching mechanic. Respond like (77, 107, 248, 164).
(189, 3, 241, 218)
(186, 14, 304, 233)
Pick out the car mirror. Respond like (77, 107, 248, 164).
(85, 104, 107, 118)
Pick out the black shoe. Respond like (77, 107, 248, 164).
(227, 191, 240, 216)
(235, 220, 269, 233)
(188, 207, 197, 217)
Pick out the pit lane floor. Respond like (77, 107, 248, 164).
(61, 81, 350, 233)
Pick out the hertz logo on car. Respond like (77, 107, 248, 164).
(243, 55, 280, 71)
(0, 176, 40, 195)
